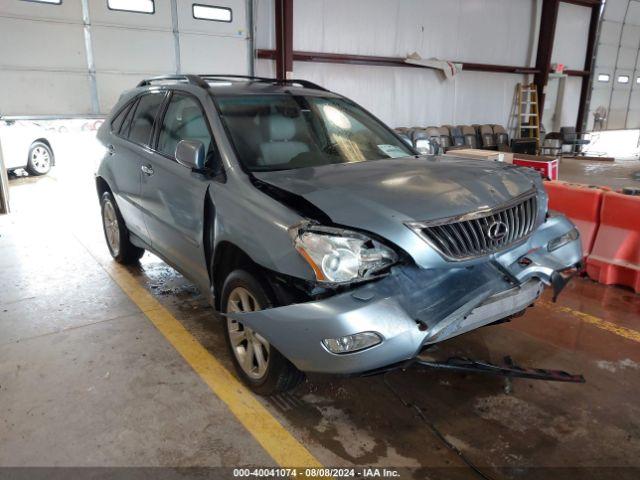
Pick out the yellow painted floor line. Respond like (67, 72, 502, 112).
(98, 259, 323, 469)
(539, 301, 640, 344)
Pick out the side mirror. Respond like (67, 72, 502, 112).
(175, 139, 205, 170)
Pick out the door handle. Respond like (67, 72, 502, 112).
(141, 164, 154, 176)
(106, 144, 115, 155)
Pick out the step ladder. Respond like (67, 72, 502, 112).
(516, 83, 540, 151)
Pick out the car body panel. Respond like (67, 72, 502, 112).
(254, 156, 548, 269)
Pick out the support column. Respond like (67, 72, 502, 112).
(170, 0, 181, 74)
(576, 2, 603, 131)
(80, 0, 100, 115)
(534, 0, 560, 121)
(274, 0, 293, 80)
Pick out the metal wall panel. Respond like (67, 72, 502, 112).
(0, 0, 82, 21)
(0, 0, 249, 116)
(552, 3, 590, 68)
(289, 0, 535, 66)
(180, 34, 248, 73)
(0, 70, 92, 115)
(588, 0, 640, 129)
(0, 0, 87, 115)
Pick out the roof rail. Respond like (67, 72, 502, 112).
(137, 74, 329, 92)
(199, 74, 329, 91)
(137, 74, 209, 88)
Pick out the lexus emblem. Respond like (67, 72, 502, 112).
(487, 220, 509, 241)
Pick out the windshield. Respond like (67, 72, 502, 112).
(215, 94, 415, 172)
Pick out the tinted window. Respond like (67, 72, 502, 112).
(128, 93, 165, 146)
(111, 102, 132, 133)
(119, 98, 139, 138)
(215, 95, 414, 172)
(158, 94, 216, 163)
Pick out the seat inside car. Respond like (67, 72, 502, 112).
(258, 114, 310, 166)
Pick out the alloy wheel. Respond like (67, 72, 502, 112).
(30, 146, 51, 174)
(103, 200, 120, 256)
(226, 287, 270, 379)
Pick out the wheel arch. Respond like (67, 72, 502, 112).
(211, 240, 261, 311)
(95, 175, 112, 199)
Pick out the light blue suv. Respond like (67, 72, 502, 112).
(96, 75, 582, 395)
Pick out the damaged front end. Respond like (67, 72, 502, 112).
(228, 161, 582, 374)
(226, 211, 582, 374)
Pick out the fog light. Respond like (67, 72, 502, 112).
(322, 332, 382, 354)
(547, 228, 579, 252)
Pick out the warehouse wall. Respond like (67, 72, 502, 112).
(0, 1, 91, 116)
(0, 0, 250, 116)
(255, 0, 594, 133)
(588, 0, 640, 130)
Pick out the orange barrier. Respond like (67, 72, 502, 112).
(586, 191, 640, 294)
(544, 181, 604, 257)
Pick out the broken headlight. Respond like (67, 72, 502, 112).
(292, 226, 398, 283)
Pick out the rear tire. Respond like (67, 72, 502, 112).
(221, 269, 304, 395)
(100, 191, 144, 264)
(26, 141, 53, 176)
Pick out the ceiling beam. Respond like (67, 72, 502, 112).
(257, 49, 541, 75)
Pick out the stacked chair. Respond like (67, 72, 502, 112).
(395, 123, 512, 154)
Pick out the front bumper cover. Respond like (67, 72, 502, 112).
(228, 215, 582, 374)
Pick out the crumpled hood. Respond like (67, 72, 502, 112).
(253, 156, 538, 268)
(254, 156, 535, 224)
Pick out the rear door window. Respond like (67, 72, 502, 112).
(111, 102, 132, 134)
(119, 98, 139, 138)
(128, 92, 166, 146)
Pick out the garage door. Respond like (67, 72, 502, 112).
(589, 0, 640, 130)
(0, 0, 250, 117)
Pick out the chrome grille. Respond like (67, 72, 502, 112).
(410, 193, 538, 260)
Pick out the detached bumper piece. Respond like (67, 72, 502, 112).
(365, 356, 586, 384)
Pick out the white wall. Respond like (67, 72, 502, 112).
(256, 0, 593, 133)
(547, 2, 591, 131)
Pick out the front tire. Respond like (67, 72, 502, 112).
(221, 269, 304, 395)
(100, 191, 144, 264)
(26, 141, 53, 176)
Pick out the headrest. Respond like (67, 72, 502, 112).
(266, 114, 297, 142)
(480, 124, 494, 135)
(181, 106, 201, 122)
(492, 125, 507, 134)
(425, 127, 440, 137)
(437, 127, 450, 136)
(460, 125, 475, 136)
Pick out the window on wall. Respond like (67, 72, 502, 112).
(193, 4, 232, 22)
(108, 0, 155, 14)
(618, 75, 630, 84)
(21, 0, 62, 4)
(597, 74, 610, 82)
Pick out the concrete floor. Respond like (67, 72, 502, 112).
(1, 133, 640, 479)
